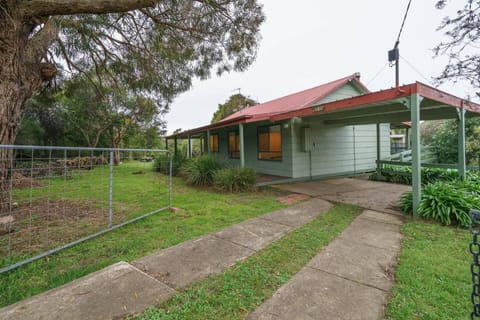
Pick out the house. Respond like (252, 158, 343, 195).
(167, 73, 391, 181)
(167, 73, 480, 214)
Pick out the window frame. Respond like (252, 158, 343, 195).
(257, 124, 283, 161)
(228, 130, 240, 159)
(209, 133, 219, 153)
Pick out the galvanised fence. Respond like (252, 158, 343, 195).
(0, 145, 172, 273)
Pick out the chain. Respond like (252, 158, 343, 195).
(470, 209, 480, 319)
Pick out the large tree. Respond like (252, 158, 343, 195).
(0, 1, 264, 211)
(211, 93, 258, 123)
(435, 0, 480, 94)
(0, 0, 264, 147)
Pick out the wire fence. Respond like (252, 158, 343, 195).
(0, 145, 172, 273)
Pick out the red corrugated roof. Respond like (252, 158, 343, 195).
(219, 73, 368, 124)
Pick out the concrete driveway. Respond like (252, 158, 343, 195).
(272, 178, 410, 215)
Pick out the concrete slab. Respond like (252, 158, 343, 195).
(0, 262, 176, 320)
(133, 235, 255, 288)
(259, 198, 332, 227)
(213, 218, 293, 251)
(307, 238, 398, 291)
(246, 267, 388, 320)
(273, 178, 410, 214)
(339, 218, 402, 251)
(326, 187, 406, 215)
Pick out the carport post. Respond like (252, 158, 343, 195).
(458, 108, 466, 180)
(410, 94, 422, 217)
(206, 130, 211, 155)
(174, 136, 178, 155)
(376, 123, 382, 177)
(239, 123, 245, 167)
(187, 135, 192, 159)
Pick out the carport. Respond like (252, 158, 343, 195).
(268, 82, 480, 216)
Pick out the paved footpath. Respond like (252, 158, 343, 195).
(0, 198, 332, 320)
(247, 209, 404, 320)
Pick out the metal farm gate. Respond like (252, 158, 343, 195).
(0, 145, 172, 273)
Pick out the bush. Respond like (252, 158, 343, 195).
(399, 179, 480, 228)
(399, 191, 413, 213)
(213, 167, 257, 192)
(422, 168, 457, 185)
(181, 154, 225, 186)
(153, 153, 184, 176)
(369, 165, 469, 185)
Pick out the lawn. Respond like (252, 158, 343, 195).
(134, 204, 361, 320)
(386, 221, 472, 320)
(0, 162, 288, 307)
(1, 161, 173, 265)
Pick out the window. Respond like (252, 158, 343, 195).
(228, 131, 240, 158)
(258, 125, 282, 161)
(210, 133, 219, 153)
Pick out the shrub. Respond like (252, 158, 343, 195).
(369, 165, 471, 185)
(399, 191, 413, 213)
(399, 179, 480, 228)
(213, 167, 257, 192)
(153, 153, 184, 176)
(181, 154, 225, 186)
(422, 167, 457, 185)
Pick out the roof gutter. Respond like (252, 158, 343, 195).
(165, 115, 253, 139)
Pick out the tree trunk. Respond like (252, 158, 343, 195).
(0, 9, 45, 212)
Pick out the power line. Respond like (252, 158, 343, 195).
(400, 55, 433, 85)
(395, 0, 413, 48)
(366, 62, 389, 87)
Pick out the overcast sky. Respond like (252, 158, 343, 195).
(164, 0, 471, 134)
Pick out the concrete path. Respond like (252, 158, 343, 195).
(0, 198, 332, 320)
(273, 178, 410, 215)
(247, 209, 404, 320)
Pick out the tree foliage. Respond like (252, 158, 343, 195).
(16, 92, 65, 146)
(211, 93, 258, 123)
(0, 0, 266, 208)
(435, 0, 480, 94)
(16, 75, 166, 151)
(0, 0, 265, 146)
(421, 119, 480, 164)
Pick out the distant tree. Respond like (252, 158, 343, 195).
(211, 94, 258, 123)
(16, 92, 65, 146)
(424, 118, 480, 164)
(421, 120, 444, 146)
(106, 93, 160, 164)
(60, 76, 114, 148)
(435, 0, 480, 94)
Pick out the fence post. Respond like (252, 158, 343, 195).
(169, 151, 173, 208)
(108, 151, 114, 228)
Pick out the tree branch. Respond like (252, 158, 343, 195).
(19, 0, 156, 17)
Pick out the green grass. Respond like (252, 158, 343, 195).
(386, 221, 471, 320)
(134, 204, 362, 320)
(0, 162, 288, 307)
(13, 161, 169, 214)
